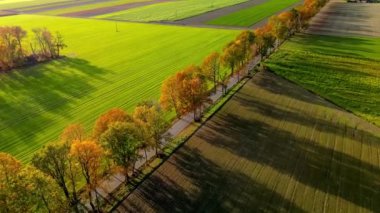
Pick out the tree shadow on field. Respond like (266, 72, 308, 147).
(0, 57, 109, 161)
(121, 145, 306, 212)
(195, 74, 380, 211)
(308, 1, 379, 36)
(295, 35, 377, 59)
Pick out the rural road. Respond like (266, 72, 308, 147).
(90, 55, 261, 210)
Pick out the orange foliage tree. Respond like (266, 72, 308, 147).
(70, 140, 104, 212)
(160, 65, 209, 121)
(93, 108, 131, 139)
(61, 123, 86, 143)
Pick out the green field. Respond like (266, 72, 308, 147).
(36, 0, 148, 15)
(0, 15, 239, 163)
(95, 0, 248, 22)
(265, 34, 380, 126)
(119, 71, 380, 212)
(207, 0, 300, 27)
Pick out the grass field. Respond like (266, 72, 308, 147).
(95, 0, 248, 22)
(265, 34, 380, 126)
(207, 0, 300, 27)
(0, 15, 239, 163)
(36, 0, 148, 16)
(118, 71, 380, 212)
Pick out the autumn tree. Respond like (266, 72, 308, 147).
(182, 67, 210, 121)
(268, 15, 288, 48)
(254, 24, 276, 60)
(221, 41, 240, 78)
(0, 152, 21, 212)
(0, 26, 26, 70)
(100, 122, 141, 184)
(17, 166, 67, 213)
(61, 123, 86, 143)
(278, 11, 297, 37)
(217, 67, 229, 96)
(235, 30, 255, 64)
(201, 52, 220, 93)
(133, 101, 169, 156)
(70, 140, 104, 212)
(93, 108, 131, 139)
(32, 142, 81, 212)
(160, 74, 182, 118)
(31, 28, 66, 60)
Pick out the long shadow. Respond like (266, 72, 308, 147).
(266, 41, 380, 125)
(308, 2, 379, 36)
(195, 99, 380, 211)
(233, 88, 380, 148)
(0, 57, 108, 161)
(122, 145, 306, 212)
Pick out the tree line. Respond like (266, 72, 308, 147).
(0, 0, 328, 212)
(0, 26, 66, 72)
(160, 0, 329, 121)
(1, 102, 168, 212)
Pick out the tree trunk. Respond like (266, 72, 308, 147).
(41, 195, 51, 213)
(213, 75, 217, 93)
(88, 190, 96, 212)
(144, 149, 148, 161)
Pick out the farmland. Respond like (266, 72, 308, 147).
(95, 0, 249, 22)
(0, 0, 78, 10)
(207, 0, 300, 27)
(119, 71, 380, 212)
(265, 34, 380, 126)
(0, 15, 239, 162)
(35, 0, 149, 16)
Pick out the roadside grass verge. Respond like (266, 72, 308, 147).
(207, 0, 300, 27)
(265, 34, 380, 126)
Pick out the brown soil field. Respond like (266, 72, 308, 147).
(61, 0, 168, 17)
(307, 0, 380, 37)
(115, 71, 380, 212)
(0, 10, 17, 16)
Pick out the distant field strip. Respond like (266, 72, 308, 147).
(119, 71, 380, 212)
(207, 0, 300, 27)
(37, 0, 149, 16)
(0, 15, 239, 163)
(95, 0, 248, 22)
(0, 0, 75, 10)
(266, 34, 380, 126)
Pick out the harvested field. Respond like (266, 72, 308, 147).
(307, 0, 380, 37)
(117, 71, 380, 212)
